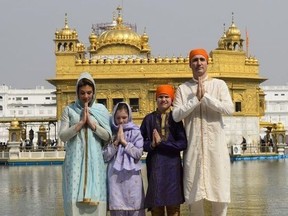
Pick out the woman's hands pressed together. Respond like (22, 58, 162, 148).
(77, 102, 97, 132)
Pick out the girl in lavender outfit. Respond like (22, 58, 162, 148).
(103, 102, 145, 216)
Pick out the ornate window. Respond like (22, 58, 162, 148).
(97, 99, 107, 107)
(113, 98, 123, 107)
(235, 102, 241, 112)
(129, 98, 139, 112)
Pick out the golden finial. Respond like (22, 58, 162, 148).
(64, 13, 68, 28)
(116, 6, 122, 16)
(116, 6, 123, 25)
(232, 12, 234, 24)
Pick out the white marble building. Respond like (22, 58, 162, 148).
(221, 85, 288, 152)
(260, 85, 288, 137)
(0, 85, 56, 144)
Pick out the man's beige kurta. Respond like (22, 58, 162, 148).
(172, 77, 234, 204)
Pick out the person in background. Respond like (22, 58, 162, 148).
(103, 102, 145, 216)
(241, 137, 247, 153)
(59, 72, 112, 216)
(172, 49, 234, 216)
(140, 85, 187, 216)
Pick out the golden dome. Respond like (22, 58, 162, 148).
(89, 32, 97, 39)
(89, 32, 97, 43)
(39, 124, 46, 132)
(226, 14, 241, 40)
(217, 14, 244, 51)
(10, 118, 20, 128)
(59, 27, 76, 36)
(97, 7, 142, 50)
(98, 28, 141, 47)
(55, 13, 78, 39)
(226, 22, 241, 39)
(218, 34, 226, 49)
(217, 24, 226, 50)
(141, 31, 149, 42)
(277, 122, 285, 130)
(98, 26, 141, 49)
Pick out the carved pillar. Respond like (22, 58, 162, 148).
(7, 118, 22, 159)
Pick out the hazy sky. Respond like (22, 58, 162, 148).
(0, 0, 286, 89)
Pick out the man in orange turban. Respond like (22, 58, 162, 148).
(172, 49, 234, 216)
(189, 48, 209, 63)
(188, 48, 209, 101)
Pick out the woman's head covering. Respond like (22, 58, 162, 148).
(156, 84, 175, 100)
(189, 48, 209, 63)
(76, 72, 96, 107)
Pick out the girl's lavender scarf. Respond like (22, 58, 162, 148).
(111, 103, 143, 171)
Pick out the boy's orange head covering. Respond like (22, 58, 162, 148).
(189, 48, 209, 63)
(156, 85, 175, 100)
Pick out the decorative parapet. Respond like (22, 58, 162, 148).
(75, 56, 189, 65)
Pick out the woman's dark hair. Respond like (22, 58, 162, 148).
(77, 78, 95, 94)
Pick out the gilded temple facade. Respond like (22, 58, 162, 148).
(48, 8, 266, 147)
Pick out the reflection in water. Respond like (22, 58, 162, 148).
(0, 166, 63, 216)
(229, 160, 288, 216)
(1, 160, 288, 216)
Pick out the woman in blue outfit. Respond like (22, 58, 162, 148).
(59, 72, 112, 216)
(103, 102, 145, 216)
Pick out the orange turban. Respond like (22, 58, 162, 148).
(156, 85, 175, 100)
(189, 48, 209, 63)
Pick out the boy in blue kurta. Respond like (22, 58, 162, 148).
(59, 72, 112, 216)
(140, 85, 187, 216)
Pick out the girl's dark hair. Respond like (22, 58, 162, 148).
(77, 78, 95, 94)
(116, 102, 129, 114)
